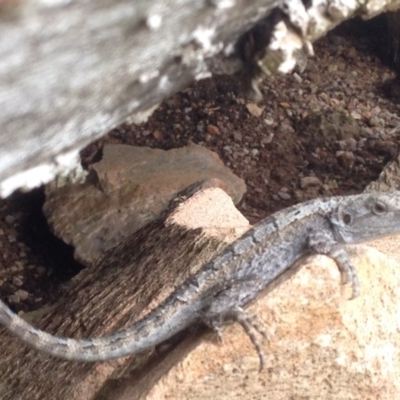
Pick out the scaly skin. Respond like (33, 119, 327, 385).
(1, 191, 400, 367)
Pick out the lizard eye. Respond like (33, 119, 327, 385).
(372, 201, 387, 215)
(342, 212, 353, 225)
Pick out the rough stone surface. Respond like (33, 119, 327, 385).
(166, 187, 250, 240)
(365, 154, 400, 192)
(140, 159, 400, 399)
(147, 224, 400, 400)
(43, 143, 246, 265)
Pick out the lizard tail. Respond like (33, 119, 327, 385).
(0, 297, 196, 361)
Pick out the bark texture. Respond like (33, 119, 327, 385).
(0, 0, 274, 196)
(2, 0, 400, 196)
(0, 214, 228, 400)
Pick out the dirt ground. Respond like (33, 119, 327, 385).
(1, 18, 400, 314)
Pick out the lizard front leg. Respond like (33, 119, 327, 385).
(308, 229, 360, 299)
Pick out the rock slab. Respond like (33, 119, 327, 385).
(43, 143, 246, 265)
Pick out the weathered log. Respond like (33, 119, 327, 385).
(1, 0, 400, 197)
(0, 0, 275, 197)
(0, 210, 227, 399)
(0, 186, 254, 399)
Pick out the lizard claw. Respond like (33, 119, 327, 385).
(229, 308, 268, 370)
(308, 231, 360, 299)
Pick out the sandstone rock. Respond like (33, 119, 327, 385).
(147, 230, 400, 400)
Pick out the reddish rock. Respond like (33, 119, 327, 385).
(44, 144, 246, 265)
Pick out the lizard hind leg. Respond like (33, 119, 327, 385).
(204, 307, 269, 371)
(231, 307, 268, 371)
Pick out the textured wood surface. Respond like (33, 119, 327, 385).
(0, 216, 226, 399)
(0, 0, 273, 196)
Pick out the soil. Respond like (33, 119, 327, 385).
(1, 19, 400, 314)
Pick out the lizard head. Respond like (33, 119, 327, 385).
(330, 191, 400, 244)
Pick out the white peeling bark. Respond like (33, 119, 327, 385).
(0, 0, 398, 196)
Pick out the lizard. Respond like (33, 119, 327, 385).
(1, 191, 400, 368)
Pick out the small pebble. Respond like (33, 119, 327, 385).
(357, 138, 367, 148)
(246, 103, 264, 117)
(16, 290, 29, 301)
(8, 235, 16, 243)
(8, 294, 21, 304)
(152, 130, 163, 139)
(345, 138, 357, 151)
(264, 118, 274, 126)
(261, 133, 274, 145)
(36, 266, 46, 275)
(293, 73, 302, 83)
(12, 276, 23, 287)
(233, 131, 242, 142)
(369, 116, 381, 127)
(300, 176, 322, 189)
(336, 151, 355, 168)
(278, 191, 291, 200)
(4, 215, 15, 225)
(14, 261, 23, 271)
(207, 124, 220, 135)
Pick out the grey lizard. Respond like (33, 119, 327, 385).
(1, 191, 400, 368)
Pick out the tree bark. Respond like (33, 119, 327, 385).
(0, 0, 274, 196)
(1, 0, 399, 196)
(0, 212, 229, 400)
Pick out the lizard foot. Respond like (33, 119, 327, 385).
(204, 307, 268, 370)
(308, 230, 360, 299)
(228, 307, 268, 371)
